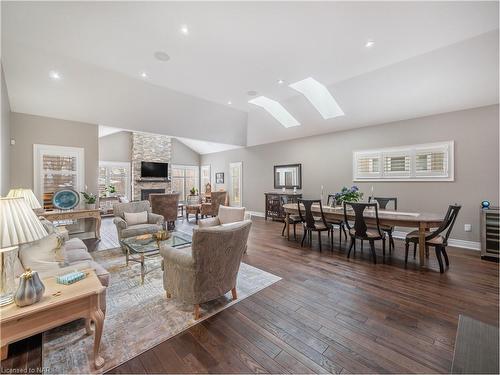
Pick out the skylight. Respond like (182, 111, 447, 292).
(289, 77, 344, 119)
(248, 96, 300, 128)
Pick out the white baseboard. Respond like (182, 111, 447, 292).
(247, 211, 265, 218)
(392, 230, 480, 251)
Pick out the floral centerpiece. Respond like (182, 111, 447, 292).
(332, 186, 363, 206)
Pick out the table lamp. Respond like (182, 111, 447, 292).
(0, 197, 48, 306)
(7, 188, 43, 213)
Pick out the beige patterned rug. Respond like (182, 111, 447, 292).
(42, 247, 281, 374)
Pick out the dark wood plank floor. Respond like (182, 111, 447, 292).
(2, 217, 498, 374)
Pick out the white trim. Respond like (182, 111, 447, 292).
(392, 230, 480, 251)
(229, 162, 243, 207)
(247, 210, 265, 218)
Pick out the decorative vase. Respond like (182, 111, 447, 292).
(86, 203, 96, 210)
(14, 269, 45, 307)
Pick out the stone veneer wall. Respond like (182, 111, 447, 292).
(132, 132, 172, 201)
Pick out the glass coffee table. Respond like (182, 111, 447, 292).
(120, 231, 192, 284)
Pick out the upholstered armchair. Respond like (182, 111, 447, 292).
(198, 205, 246, 228)
(113, 200, 164, 243)
(149, 193, 180, 230)
(160, 220, 252, 319)
(200, 191, 227, 218)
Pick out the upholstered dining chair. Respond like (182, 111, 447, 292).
(368, 196, 398, 252)
(281, 195, 302, 240)
(297, 199, 333, 251)
(160, 220, 252, 319)
(343, 202, 386, 264)
(113, 200, 164, 244)
(326, 194, 348, 247)
(200, 191, 227, 218)
(405, 204, 461, 273)
(149, 193, 180, 230)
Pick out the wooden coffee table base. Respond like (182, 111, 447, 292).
(0, 271, 105, 369)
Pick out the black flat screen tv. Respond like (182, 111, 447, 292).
(141, 161, 168, 178)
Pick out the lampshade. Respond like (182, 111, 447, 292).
(7, 188, 42, 209)
(0, 197, 48, 251)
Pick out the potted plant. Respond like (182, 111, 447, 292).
(189, 187, 198, 196)
(81, 191, 97, 209)
(333, 186, 363, 206)
(105, 185, 116, 197)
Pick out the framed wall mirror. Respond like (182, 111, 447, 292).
(274, 164, 302, 189)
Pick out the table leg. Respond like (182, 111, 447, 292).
(286, 212, 290, 240)
(418, 223, 426, 267)
(140, 254, 145, 285)
(85, 318, 93, 335)
(91, 308, 105, 369)
(95, 215, 102, 240)
(126, 248, 129, 266)
(1, 345, 8, 360)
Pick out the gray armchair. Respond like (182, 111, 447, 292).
(160, 220, 252, 319)
(113, 200, 165, 243)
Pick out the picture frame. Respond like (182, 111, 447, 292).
(215, 172, 224, 184)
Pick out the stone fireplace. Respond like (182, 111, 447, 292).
(131, 132, 172, 200)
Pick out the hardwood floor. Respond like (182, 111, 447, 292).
(1, 216, 498, 374)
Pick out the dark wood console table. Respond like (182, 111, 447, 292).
(264, 192, 302, 221)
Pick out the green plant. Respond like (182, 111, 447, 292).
(190, 187, 198, 195)
(333, 186, 363, 205)
(81, 191, 97, 204)
(106, 185, 116, 194)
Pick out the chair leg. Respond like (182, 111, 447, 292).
(301, 229, 307, 247)
(282, 222, 286, 236)
(331, 228, 334, 250)
(413, 242, 417, 259)
(293, 223, 297, 240)
(342, 224, 347, 240)
(441, 246, 450, 267)
(435, 247, 444, 273)
(318, 231, 322, 252)
(347, 238, 354, 258)
(425, 245, 430, 258)
(353, 238, 357, 255)
(369, 240, 377, 264)
(194, 304, 201, 320)
(389, 233, 394, 253)
(405, 242, 409, 264)
(231, 287, 237, 300)
(339, 226, 342, 248)
(361, 240, 364, 253)
(382, 238, 386, 257)
(309, 231, 312, 247)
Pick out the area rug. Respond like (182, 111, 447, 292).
(42, 247, 281, 374)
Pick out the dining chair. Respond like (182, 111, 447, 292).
(368, 196, 398, 252)
(297, 199, 333, 251)
(343, 202, 386, 264)
(281, 195, 302, 240)
(404, 204, 461, 273)
(326, 194, 348, 247)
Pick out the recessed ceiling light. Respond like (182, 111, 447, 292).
(365, 40, 375, 48)
(247, 90, 258, 97)
(49, 70, 61, 80)
(154, 51, 170, 62)
(289, 77, 344, 120)
(248, 96, 300, 128)
(277, 79, 285, 85)
(180, 25, 189, 35)
(227, 101, 232, 105)
(140, 71, 148, 78)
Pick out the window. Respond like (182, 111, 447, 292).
(200, 165, 211, 192)
(353, 141, 454, 181)
(98, 162, 131, 199)
(229, 162, 242, 207)
(171, 165, 199, 202)
(34, 144, 84, 209)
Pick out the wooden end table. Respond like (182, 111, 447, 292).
(0, 270, 106, 369)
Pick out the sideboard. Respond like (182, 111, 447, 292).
(264, 192, 302, 221)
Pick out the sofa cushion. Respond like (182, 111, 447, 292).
(121, 223, 163, 238)
(124, 211, 148, 226)
(65, 238, 87, 251)
(18, 233, 66, 274)
(65, 247, 93, 264)
(218, 205, 246, 225)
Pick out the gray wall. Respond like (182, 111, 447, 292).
(99, 131, 131, 162)
(1, 65, 11, 195)
(171, 138, 200, 166)
(10, 112, 99, 195)
(201, 104, 499, 243)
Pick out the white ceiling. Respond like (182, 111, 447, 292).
(2, 1, 499, 148)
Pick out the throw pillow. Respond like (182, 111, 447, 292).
(124, 211, 148, 226)
(18, 233, 66, 274)
(218, 205, 246, 225)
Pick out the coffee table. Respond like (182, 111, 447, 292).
(121, 231, 192, 284)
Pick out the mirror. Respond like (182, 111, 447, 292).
(274, 164, 302, 189)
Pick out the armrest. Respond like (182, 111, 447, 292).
(198, 217, 220, 228)
(148, 212, 165, 225)
(160, 245, 194, 268)
(113, 217, 127, 229)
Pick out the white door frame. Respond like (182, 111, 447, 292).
(229, 162, 243, 207)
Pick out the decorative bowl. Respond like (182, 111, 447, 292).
(52, 188, 80, 210)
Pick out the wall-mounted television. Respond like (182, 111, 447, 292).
(141, 161, 168, 178)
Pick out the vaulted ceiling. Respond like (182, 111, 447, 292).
(2, 1, 498, 149)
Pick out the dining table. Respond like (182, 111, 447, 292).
(282, 203, 445, 268)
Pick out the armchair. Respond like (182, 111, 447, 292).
(200, 191, 227, 218)
(113, 201, 164, 244)
(160, 220, 252, 319)
(149, 193, 180, 230)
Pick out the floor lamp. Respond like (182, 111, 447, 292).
(0, 197, 48, 306)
